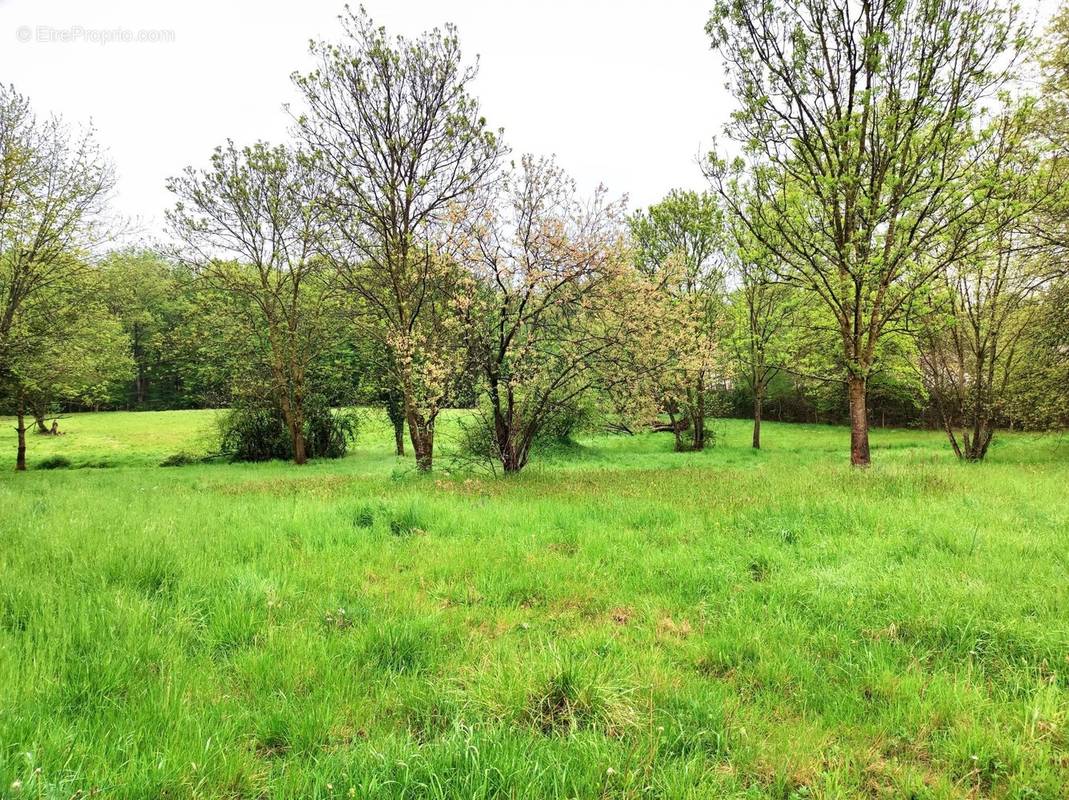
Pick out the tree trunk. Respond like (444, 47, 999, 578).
(15, 395, 27, 472)
(34, 410, 49, 434)
(500, 438, 529, 473)
(691, 386, 706, 452)
(848, 375, 871, 467)
(666, 404, 685, 452)
(752, 390, 763, 450)
(278, 393, 307, 466)
(963, 423, 994, 462)
(407, 412, 434, 472)
(292, 424, 307, 465)
(133, 322, 147, 406)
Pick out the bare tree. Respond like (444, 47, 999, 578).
(293, 8, 506, 471)
(707, 0, 1028, 465)
(168, 141, 332, 465)
(917, 107, 1056, 459)
(919, 237, 1036, 460)
(0, 85, 114, 470)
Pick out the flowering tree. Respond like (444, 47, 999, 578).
(629, 191, 728, 450)
(294, 8, 505, 470)
(458, 156, 654, 472)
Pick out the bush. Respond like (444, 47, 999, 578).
(537, 397, 598, 447)
(160, 452, 198, 468)
(219, 403, 290, 462)
(455, 396, 597, 471)
(303, 397, 356, 459)
(219, 397, 356, 462)
(35, 456, 72, 470)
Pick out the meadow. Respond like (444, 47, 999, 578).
(1, 410, 1068, 799)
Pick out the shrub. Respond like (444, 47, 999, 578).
(160, 452, 198, 467)
(455, 396, 596, 472)
(218, 397, 356, 462)
(219, 403, 291, 462)
(303, 397, 357, 459)
(35, 456, 71, 470)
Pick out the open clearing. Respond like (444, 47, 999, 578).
(1, 412, 1068, 798)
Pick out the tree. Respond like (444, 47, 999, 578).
(98, 249, 193, 408)
(458, 156, 649, 473)
(168, 141, 335, 465)
(917, 107, 1056, 459)
(629, 190, 727, 451)
(725, 215, 799, 449)
(10, 284, 131, 438)
(0, 84, 114, 470)
(1004, 277, 1069, 430)
(707, 0, 1028, 465)
(1035, 2, 1069, 233)
(294, 7, 505, 471)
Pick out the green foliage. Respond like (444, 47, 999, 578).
(218, 398, 356, 462)
(456, 395, 597, 471)
(98, 249, 230, 409)
(628, 189, 723, 288)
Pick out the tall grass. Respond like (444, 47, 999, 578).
(0, 410, 1067, 798)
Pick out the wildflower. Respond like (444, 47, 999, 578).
(10, 780, 22, 792)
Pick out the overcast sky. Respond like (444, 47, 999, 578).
(1, 0, 1054, 243)
(0, 0, 729, 240)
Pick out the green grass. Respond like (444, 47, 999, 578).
(1, 410, 1068, 799)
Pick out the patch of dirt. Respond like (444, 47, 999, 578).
(657, 616, 692, 638)
(610, 607, 633, 625)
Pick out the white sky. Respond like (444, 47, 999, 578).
(0, 0, 728, 241)
(0, 0, 1054, 243)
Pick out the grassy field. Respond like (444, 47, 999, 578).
(1, 410, 1068, 799)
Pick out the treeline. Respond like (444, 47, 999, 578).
(3, 1, 1069, 473)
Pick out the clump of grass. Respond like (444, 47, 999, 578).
(748, 554, 773, 582)
(656, 694, 731, 760)
(525, 656, 639, 737)
(352, 501, 379, 529)
(388, 502, 426, 536)
(34, 455, 71, 470)
(253, 712, 293, 759)
(362, 619, 438, 673)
